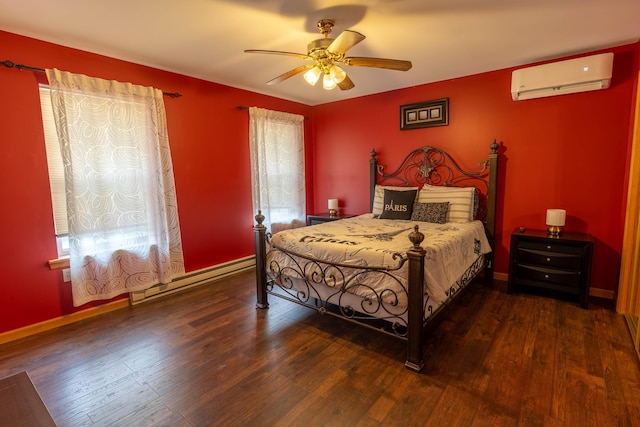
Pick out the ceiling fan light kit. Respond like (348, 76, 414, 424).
(245, 19, 412, 91)
(303, 66, 322, 86)
(329, 65, 346, 84)
(323, 73, 337, 90)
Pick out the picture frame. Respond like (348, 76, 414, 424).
(400, 98, 449, 130)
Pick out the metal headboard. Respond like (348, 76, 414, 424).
(369, 140, 500, 278)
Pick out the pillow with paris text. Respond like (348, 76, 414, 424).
(372, 185, 419, 217)
(379, 189, 418, 220)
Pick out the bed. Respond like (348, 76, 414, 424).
(253, 140, 500, 371)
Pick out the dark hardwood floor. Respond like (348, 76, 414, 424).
(1, 270, 639, 426)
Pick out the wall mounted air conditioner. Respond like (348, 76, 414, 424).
(511, 52, 613, 101)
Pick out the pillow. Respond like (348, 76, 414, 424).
(372, 185, 419, 216)
(411, 202, 450, 224)
(379, 189, 418, 220)
(418, 186, 476, 222)
(421, 185, 478, 218)
(442, 186, 479, 219)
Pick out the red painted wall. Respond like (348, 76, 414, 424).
(0, 30, 312, 334)
(311, 43, 638, 294)
(0, 28, 637, 336)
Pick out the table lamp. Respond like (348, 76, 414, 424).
(546, 209, 566, 236)
(328, 199, 338, 217)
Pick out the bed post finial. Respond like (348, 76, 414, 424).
(255, 210, 265, 227)
(490, 139, 499, 155)
(408, 225, 425, 250)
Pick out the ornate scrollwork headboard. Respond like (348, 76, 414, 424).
(369, 140, 500, 277)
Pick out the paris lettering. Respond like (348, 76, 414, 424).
(384, 201, 408, 212)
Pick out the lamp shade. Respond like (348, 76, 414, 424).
(546, 209, 566, 226)
(303, 66, 321, 86)
(328, 199, 338, 210)
(329, 65, 346, 84)
(322, 73, 337, 90)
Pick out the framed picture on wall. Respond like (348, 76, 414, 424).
(400, 98, 449, 130)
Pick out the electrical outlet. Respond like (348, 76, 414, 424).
(62, 268, 71, 282)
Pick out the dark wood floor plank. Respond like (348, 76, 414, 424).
(85, 381, 160, 425)
(422, 385, 482, 427)
(516, 408, 565, 427)
(381, 376, 444, 425)
(520, 299, 558, 418)
(51, 372, 141, 423)
(0, 271, 638, 426)
(37, 356, 136, 412)
(225, 371, 307, 427)
(113, 397, 181, 427)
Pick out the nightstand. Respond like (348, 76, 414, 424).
(507, 228, 593, 308)
(306, 212, 355, 226)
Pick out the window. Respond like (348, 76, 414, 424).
(249, 107, 305, 232)
(41, 87, 155, 258)
(41, 85, 158, 258)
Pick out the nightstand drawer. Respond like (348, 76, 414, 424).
(516, 248, 582, 270)
(516, 240, 586, 255)
(514, 264, 581, 288)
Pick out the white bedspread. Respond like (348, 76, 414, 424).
(268, 214, 491, 308)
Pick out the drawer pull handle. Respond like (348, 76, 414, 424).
(546, 245, 552, 249)
(544, 274, 550, 279)
(546, 257, 551, 262)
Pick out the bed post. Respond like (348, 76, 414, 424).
(485, 140, 500, 282)
(405, 225, 426, 372)
(370, 149, 377, 212)
(254, 210, 269, 309)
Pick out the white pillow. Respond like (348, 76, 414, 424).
(418, 185, 476, 222)
(372, 185, 419, 216)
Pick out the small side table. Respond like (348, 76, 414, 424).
(507, 228, 594, 308)
(307, 212, 355, 226)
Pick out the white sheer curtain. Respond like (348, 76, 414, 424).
(46, 68, 185, 306)
(249, 107, 305, 233)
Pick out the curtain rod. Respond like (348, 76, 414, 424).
(1, 60, 182, 98)
(237, 105, 309, 120)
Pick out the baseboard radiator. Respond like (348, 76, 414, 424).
(129, 255, 256, 305)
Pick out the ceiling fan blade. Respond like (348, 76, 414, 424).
(337, 75, 355, 91)
(266, 64, 315, 85)
(344, 57, 412, 71)
(327, 30, 365, 55)
(245, 49, 313, 61)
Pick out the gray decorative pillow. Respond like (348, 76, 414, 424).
(379, 189, 418, 220)
(411, 202, 450, 224)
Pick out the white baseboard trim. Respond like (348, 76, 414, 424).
(129, 255, 256, 304)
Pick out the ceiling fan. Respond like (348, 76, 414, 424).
(245, 19, 412, 91)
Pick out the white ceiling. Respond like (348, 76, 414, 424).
(1, 0, 639, 106)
